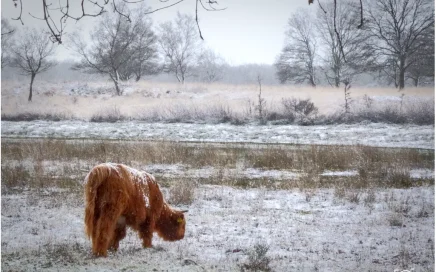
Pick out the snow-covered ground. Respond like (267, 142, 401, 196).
(1, 121, 434, 149)
(1, 81, 434, 271)
(2, 186, 434, 271)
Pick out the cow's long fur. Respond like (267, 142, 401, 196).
(84, 163, 186, 257)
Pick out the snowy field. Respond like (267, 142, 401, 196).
(1, 138, 434, 272)
(1, 81, 435, 271)
(2, 186, 434, 271)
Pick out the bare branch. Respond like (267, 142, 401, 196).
(144, 0, 186, 15)
(317, 0, 327, 14)
(11, 0, 24, 25)
(333, 0, 347, 62)
(357, 0, 364, 29)
(195, 0, 204, 40)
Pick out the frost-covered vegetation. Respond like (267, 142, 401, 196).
(1, 81, 434, 126)
(1, 139, 434, 271)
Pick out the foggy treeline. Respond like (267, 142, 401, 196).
(1, 0, 434, 91)
(2, 61, 397, 87)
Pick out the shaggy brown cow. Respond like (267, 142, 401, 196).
(83, 163, 186, 257)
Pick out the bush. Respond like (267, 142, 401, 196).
(377, 167, 413, 188)
(282, 98, 318, 125)
(1, 112, 70, 121)
(240, 243, 272, 272)
(90, 106, 127, 122)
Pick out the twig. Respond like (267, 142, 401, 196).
(333, 0, 347, 62)
(195, 0, 204, 40)
(357, 0, 364, 29)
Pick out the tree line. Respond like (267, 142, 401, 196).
(275, 0, 434, 90)
(1, 5, 226, 100)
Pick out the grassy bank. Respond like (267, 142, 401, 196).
(2, 139, 433, 194)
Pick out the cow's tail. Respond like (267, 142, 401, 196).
(83, 164, 113, 240)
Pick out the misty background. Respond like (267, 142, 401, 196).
(1, 0, 434, 86)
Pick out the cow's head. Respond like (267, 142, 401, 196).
(155, 206, 186, 241)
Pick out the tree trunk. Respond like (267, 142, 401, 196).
(28, 73, 36, 102)
(111, 71, 122, 96)
(399, 57, 406, 90)
(175, 71, 182, 83)
(309, 75, 316, 87)
(113, 79, 121, 96)
(180, 68, 185, 84)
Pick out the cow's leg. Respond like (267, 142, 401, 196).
(138, 216, 154, 248)
(93, 204, 123, 257)
(109, 216, 127, 252)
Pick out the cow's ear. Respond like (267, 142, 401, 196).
(177, 217, 184, 224)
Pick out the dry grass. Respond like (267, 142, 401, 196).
(168, 179, 197, 205)
(1, 138, 433, 192)
(1, 80, 434, 124)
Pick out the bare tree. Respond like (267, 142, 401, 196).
(196, 49, 226, 83)
(317, 1, 375, 88)
(159, 13, 203, 84)
(366, 0, 434, 89)
(405, 23, 435, 86)
(1, 19, 16, 68)
(70, 4, 158, 95)
(275, 8, 317, 87)
(116, 8, 160, 82)
(10, 29, 56, 101)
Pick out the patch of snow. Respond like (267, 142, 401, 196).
(320, 170, 359, 177)
(242, 168, 298, 179)
(410, 169, 435, 179)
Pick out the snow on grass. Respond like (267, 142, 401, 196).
(1, 121, 434, 149)
(2, 80, 433, 117)
(410, 169, 435, 179)
(1, 186, 434, 271)
(321, 170, 359, 177)
(3, 159, 433, 183)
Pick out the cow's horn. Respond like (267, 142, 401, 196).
(181, 210, 189, 213)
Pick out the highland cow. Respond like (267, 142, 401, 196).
(83, 163, 186, 257)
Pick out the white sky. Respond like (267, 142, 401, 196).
(1, 0, 308, 65)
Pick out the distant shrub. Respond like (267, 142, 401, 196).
(282, 98, 319, 125)
(322, 98, 434, 125)
(406, 100, 435, 125)
(90, 106, 127, 122)
(137, 104, 248, 125)
(2, 112, 71, 121)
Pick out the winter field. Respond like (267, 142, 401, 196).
(1, 80, 435, 271)
(1, 80, 434, 124)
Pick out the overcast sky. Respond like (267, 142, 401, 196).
(1, 0, 309, 65)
